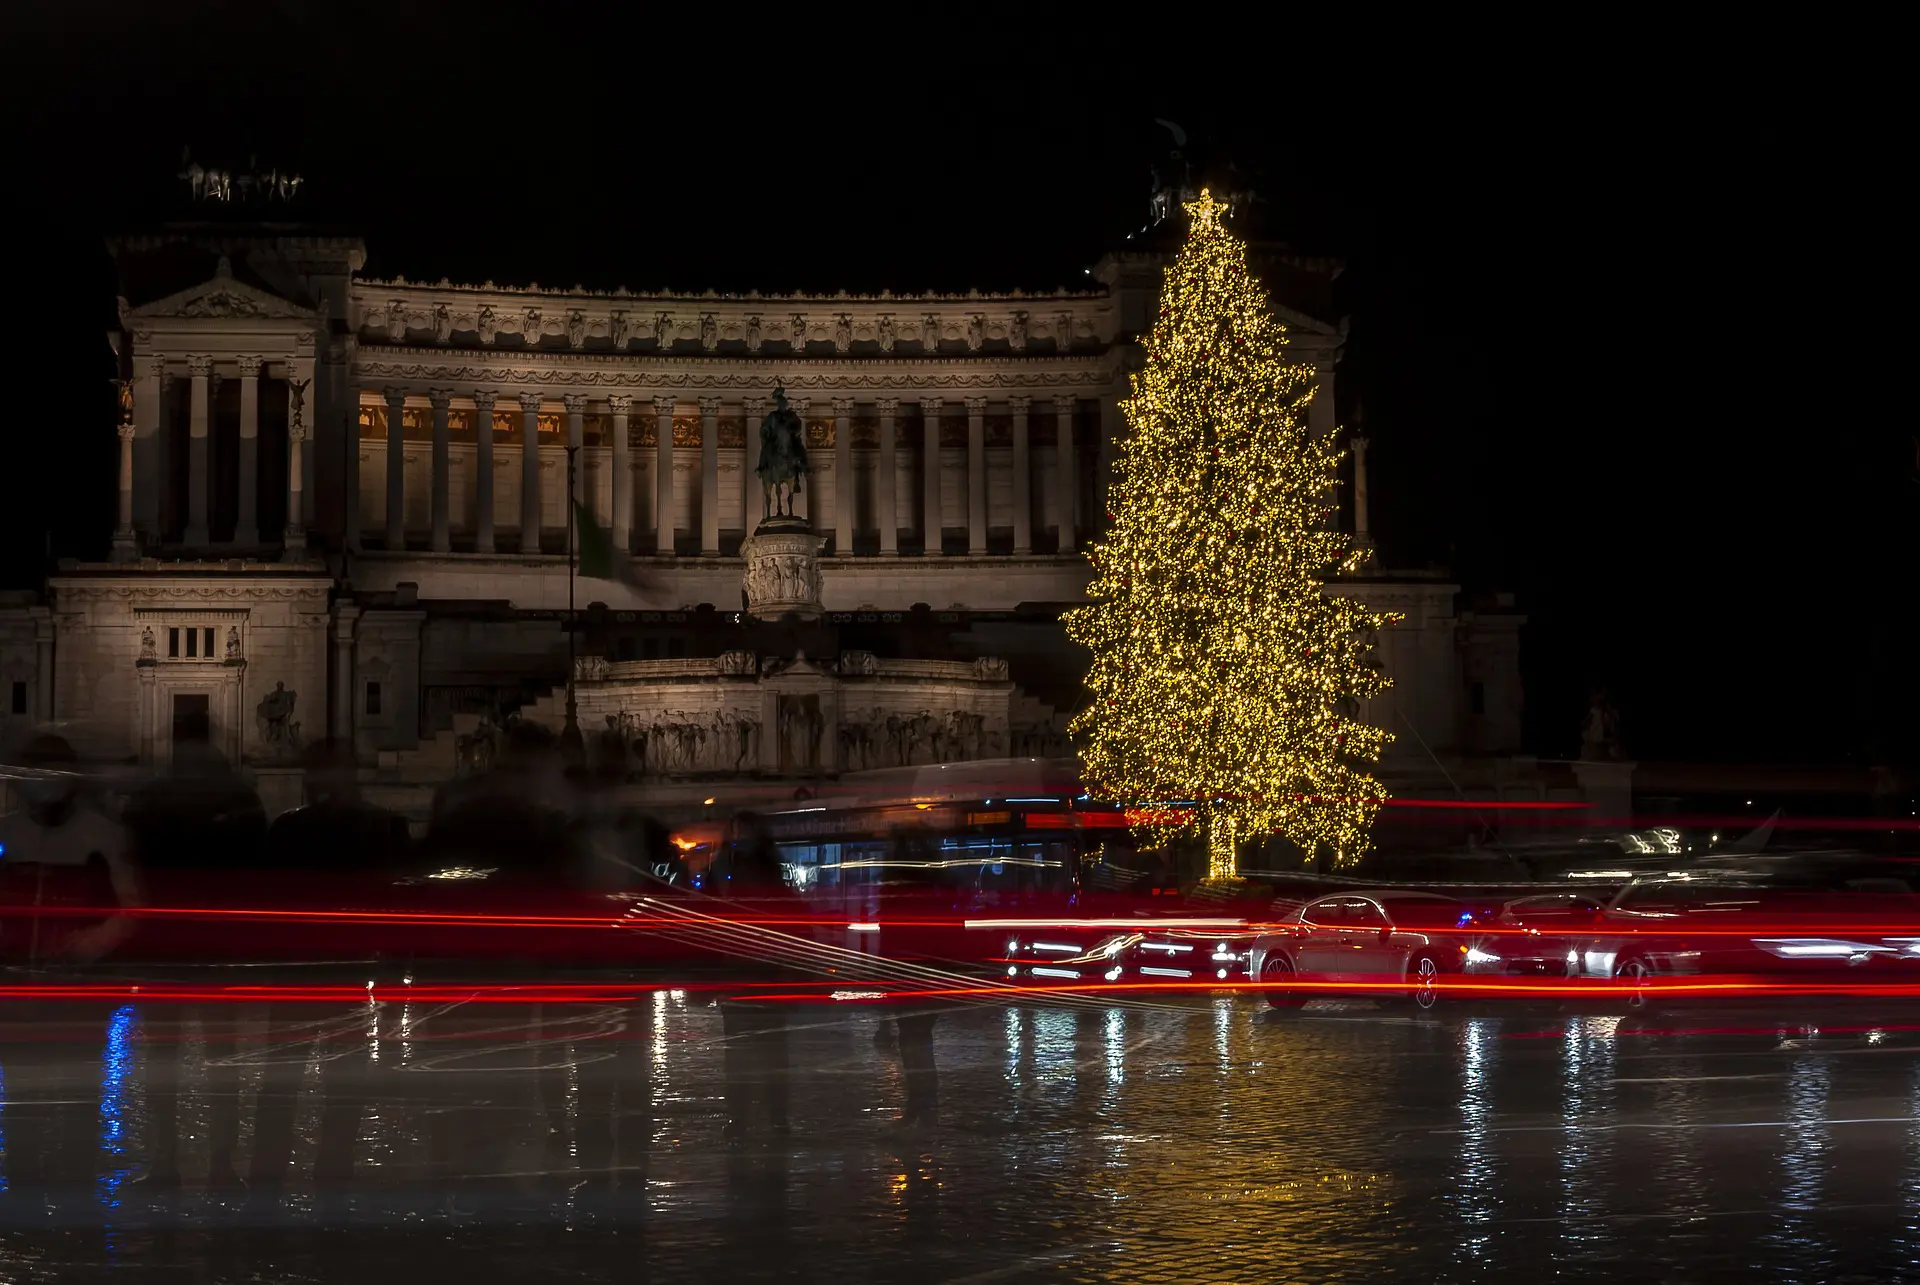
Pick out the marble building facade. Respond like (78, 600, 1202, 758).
(0, 220, 1525, 822)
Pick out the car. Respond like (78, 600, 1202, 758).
(1247, 890, 1485, 1012)
(1570, 872, 1920, 1008)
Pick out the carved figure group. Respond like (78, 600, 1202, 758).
(179, 152, 302, 203)
(749, 553, 816, 605)
(596, 708, 761, 778)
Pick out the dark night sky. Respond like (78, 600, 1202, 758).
(1, 6, 1909, 765)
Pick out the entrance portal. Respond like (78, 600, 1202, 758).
(171, 693, 210, 755)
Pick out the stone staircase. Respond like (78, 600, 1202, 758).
(378, 685, 567, 785)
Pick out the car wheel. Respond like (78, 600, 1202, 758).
(1613, 953, 1657, 1011)
(1260, 952, 1303, 1010)
(1408, 952, 1446, 1011)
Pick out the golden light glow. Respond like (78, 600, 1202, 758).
(1064, 189, 1395, 878)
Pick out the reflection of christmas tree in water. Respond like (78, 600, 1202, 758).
(1066, 190, 1395, 878)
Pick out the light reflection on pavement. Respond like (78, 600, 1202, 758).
(4, 992, 1920, 1281)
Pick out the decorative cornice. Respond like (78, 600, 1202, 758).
(327, 366, 1133, 392)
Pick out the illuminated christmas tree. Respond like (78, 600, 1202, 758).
(1065, 190, 1394, 878)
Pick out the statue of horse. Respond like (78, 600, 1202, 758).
(755, 385, 809, 519)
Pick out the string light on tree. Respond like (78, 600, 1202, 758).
(1065, 189, 1395, 879)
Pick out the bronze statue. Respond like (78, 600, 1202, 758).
(755, 386, 809, 519)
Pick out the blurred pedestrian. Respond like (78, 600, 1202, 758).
(0, 733, 141, 966)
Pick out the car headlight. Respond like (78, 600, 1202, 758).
(1464, 947, 1501, 966)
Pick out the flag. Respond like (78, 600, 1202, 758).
(573, 500, 661, 595)
(574, 500, 614, 580)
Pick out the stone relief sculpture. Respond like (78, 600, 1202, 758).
(790, 314, 807, 348)
(1055, 311, 1073, 348)
(387, 300, 408, 339)
(834, 315, 852, 350)
(568, 310, 587, 348)
(1009, 312, 1028, 350)
(522, 307, 542, 344)
(433, 303, 452, 342)
(922, 314, 940, 348)
(745, 315, 762, 351)
(701, 314, 718, 351)
(256, 682, 300, 751)
(972, 656, 1009, 681)
(838, 650, 878, 677)
(609, 311, 630, 348)
(655, 312, 673, 347)
(716, 650, 759, 677)
(476, 305, 498, 344)
(966, 315, 985, 351)
(877, 314, 895, 352)
(225, 626, 242, 660)
(139, 626, 157, 662)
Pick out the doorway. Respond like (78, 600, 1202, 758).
(171, 693, 211, 755)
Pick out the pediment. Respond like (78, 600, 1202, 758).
(129, 260, 315, 323)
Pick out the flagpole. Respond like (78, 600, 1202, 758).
(560, 443, 583, 767)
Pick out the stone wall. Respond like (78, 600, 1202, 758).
(46, 567, 330, 766)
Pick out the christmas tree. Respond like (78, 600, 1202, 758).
(1065, 190, 1395, 878)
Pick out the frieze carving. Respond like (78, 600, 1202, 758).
(715, 649, 758, 677)
(179, 290, 261, 319)
(671, 417, 701, 447)
(54, 582, 328, 603)
(972, 656, 1010, 682)
(353, 361, 1115, 392)
(837, 650, 879, 677)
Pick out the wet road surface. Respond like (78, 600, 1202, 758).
(5, 986, 1920, 1282)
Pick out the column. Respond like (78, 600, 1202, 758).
(1350, 434, 1375, 552)
(34, 616, 53, 726)
(429, 389, 453, 552)
(185, 355, 211, 545)
(133, 356, 164, 537)
(607, 394, 632, 552)
(832, 397, 854, 554)
(919, 397, 943, 554)
(235, 356, 261, 545)
(1010, 395, 1032, 554)
(698, 396, 721, 555)
(284, 385, 308, 557)
(653, 395, 675, 554)
(787, 395, 810, 524)
(563, 393, 587, 514)
(742, 396, 767, 530)
(1052, 394, 1076, 553)
(1310, 357, 1337, 440)
(966, 396, 987, 555)
(111, 419, 137, 560)
(875, 398, 898, 554)
(472, 391, 497, 553)
(1097, 396, 1119, 536)
(344, 390, 362, 552)
(330, 606, 359, 741)
(384, 387, 407, 550)
(519, 391, 543, 554)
